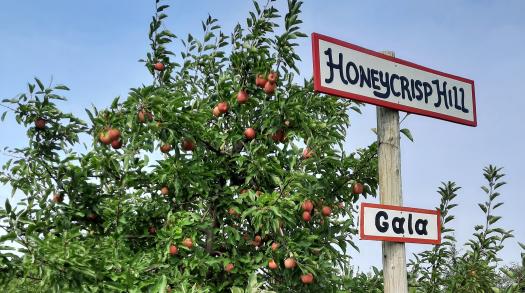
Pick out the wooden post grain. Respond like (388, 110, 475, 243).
(377, 51, 408, 293)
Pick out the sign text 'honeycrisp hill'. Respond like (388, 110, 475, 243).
(312, 33, 477, 126)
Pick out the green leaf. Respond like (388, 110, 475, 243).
(400, 128, 414, 142)
(35, 78, 45, 91)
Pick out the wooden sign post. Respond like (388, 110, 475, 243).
(312, 33, 476, 293)
(375, 59, 408, 291)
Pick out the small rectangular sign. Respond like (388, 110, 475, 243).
(359, 202, 441, 245)
(312, 33, 477, 126)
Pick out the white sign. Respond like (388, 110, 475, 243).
(312, 33, 477, 126)
(360, 203, 441, 244)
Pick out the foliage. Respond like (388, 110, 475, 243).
(0, 0, 378, 291)
(408, 166, 520, 293)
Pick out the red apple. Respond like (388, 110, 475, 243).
(267, 72, 278, 83)
(321, 206, 332, 217)
(212, 106, 221, 117)
(256, 74, 267, 88)
(284, 258, 296, 269)
(52, 193, 63, 203)
(301, 200, 314, 212)
(302, 211, 311, 222)
(183, 238, 193, 249)
(268, 259, 278, 270)
(111, 139, 123, 149)
(98, 131, 112, 145)
(263, 81, 276, 95)
(217, 102, 229, 114)
(137, 110, 153, 123)
(225, 263, 234, 272)
(300, 273, 314, 284)
(35, 118, 46, 130)
(271, 129, 285, 143)
(86, 212, 97, 222)
(271, 242, 280, 251)
(169, 244, 178, 256)
(353, 182, 364, 195)
(181, 138, 195, 151)
(108, 128, 121, 142)
(154, 62, 165, 71)
(237, 90, 249, 104)
(160, 186, 169, 195)
(160, 144, 172, 153)
(148, 226, 157, 235)
(244, 127, 256, 140)
(228, 207, 238, 216)
(302, 147, 314, 159)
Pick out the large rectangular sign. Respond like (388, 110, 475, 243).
(312, 33, 477, 126)
(360, 202, 441, 245)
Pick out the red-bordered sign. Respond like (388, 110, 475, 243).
(359, 202, 441, 245)
(312, 33, 477, 127)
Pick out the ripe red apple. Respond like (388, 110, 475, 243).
(148, 226, 157, 235)
(183, 238, 193, 249)
(302, 147, 314, 159)
(254, 235, 262, 243)
(237, 90, 249, 104)
(322, 206, 332, 217)
(181, 138, 195, 151)
(300, 273, 314, 284)
(263, 81, 276, 95)
(212, 106, 221, 117)
(228, 207, 238, 216)
(267, 72, 278, 83)
(255, 74, 267, 88)
(271, 129, 285, 143)
(111, 139, 123, 149)
(137, 110, 153, 123)
(271, 242, 280, 251)
(154, 62, 165, 71)
(160, 144, 172, 153)
(301, 200, 314, 212)
(169, 244, 178, 256)
(268, 259, 278, 270)
(99, 131, 113, 145)
(160, 186, 169, 195)
(108, 128, 121, 142)
(52, 193, 63, 203)
(35, 118, 46, 130)
(244, 127, 256, 140)
(352, 182, 364, 195)
(86, 212, 97, 222)
(217, 102, 229, 114)
(284, 258, 296, 269)
(302, 211, 312, 222)
(225, 263, 234, 273)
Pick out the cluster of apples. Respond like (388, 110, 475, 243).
(98, 128, 123, 149)
(168, 237, 193, 256)
(266, 245, 314, 284)
(300, 199, 333, 222)
(300, 182, 364, 223)
(212, 72, 282, 143)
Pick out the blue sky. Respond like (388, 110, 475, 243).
(1, 0, 524, 270)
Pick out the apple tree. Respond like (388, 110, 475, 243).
(0, 0, 379, 291)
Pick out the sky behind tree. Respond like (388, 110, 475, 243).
(1, 0, 524, 270)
